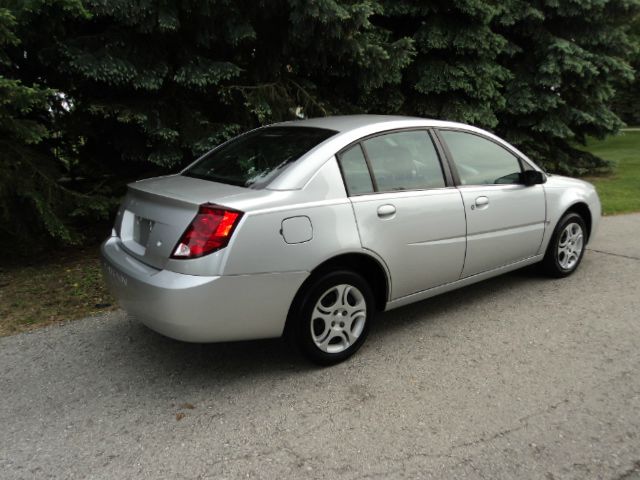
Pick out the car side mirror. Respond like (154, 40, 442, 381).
(521, 170, 546, 186)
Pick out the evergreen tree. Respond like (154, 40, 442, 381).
(494, 0, 639, 174)
(1, 0, 413, 250)
(0, 1, 110, 247)
(48, 0, 413, 172)
(375, 1, 509, 129)
(372, 0, 639, 174)
(1, 0, 638, 250)
(612, 14, 640, 126)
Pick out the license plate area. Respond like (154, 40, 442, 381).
(118, 210, 150, 256)
(133, 215, 155, 246)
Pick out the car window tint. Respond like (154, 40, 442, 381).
(440, 130, 522, 185)
(338, 145, 374, 195)
(183, 126, 337, 188)
(362, 131, 445, 191)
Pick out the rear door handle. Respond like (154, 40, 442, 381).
(474, 196, 489, 208)
(377, 204, 396, 218)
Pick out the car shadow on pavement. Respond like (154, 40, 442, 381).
(90, 265, 545, 381)
(0, 265, 559, 411)
(373, 265, 541, 336)
(100, 317, 307, 373)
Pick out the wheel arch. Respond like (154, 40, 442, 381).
(285, 252, 390, 337)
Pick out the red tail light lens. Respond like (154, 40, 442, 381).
(171, 204, 243, 259)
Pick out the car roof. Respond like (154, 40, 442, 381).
(276, 114, 426, 133)
(274, 114, 473, 133)
(265, 115, 533, 190)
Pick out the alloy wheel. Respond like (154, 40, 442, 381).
(557, 222, 584, 270)
(310, 284, 367, 354)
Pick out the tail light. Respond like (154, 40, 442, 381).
(171, 204, 243, 259)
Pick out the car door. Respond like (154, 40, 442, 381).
(437, 129, 546, 277)
(337, 129, 467, 300)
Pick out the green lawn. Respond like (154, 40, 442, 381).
(582, 130, 640, 215)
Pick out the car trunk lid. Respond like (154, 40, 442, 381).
(114, 175, 252, 270)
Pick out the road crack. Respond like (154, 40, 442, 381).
(449, 398, 569, 451)
(586, 248, 640, 261)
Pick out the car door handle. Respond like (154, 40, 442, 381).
(474, 196, 489, 208)
(377, 204, 396, 218)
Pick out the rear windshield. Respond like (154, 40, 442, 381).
(183, 126, 337, 188)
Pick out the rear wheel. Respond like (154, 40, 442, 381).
(542, 212, 587, 277)
(289, 270, 374, 365)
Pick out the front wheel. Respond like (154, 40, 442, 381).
(542, 212, 587, 277)
(289, 270, 375, 365)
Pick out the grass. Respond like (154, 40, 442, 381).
(0, 247, 115, 337)
(1, 130, 638, 338)
(582, 130, 640, 215)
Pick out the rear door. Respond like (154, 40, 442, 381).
(437, 129, 546, 277)
(338, 129, 467, 300)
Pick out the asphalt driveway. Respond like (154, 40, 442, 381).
(1, 214, 639, 479)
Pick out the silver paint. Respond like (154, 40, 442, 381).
(281, 216, 313, 244)
(350, 188, 466, 298)
(458, 184, 546, 276)
(102, 115, 602, 343)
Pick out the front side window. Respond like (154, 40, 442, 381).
(361, 131, 446, 191)
(440, 130, 522, 185)
(184, 126, 337, 188)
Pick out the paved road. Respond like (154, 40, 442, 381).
(1, 215, 639, 480)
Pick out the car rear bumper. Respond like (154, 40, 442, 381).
(101, 237, 308, 342)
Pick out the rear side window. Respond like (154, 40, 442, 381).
(337, 145, 374, 195)
(184, 126, 337, 188)
(440, 130, 522, 185)
(362, 131, 445, 191)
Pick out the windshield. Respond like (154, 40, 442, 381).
(183, 126, 338, 188)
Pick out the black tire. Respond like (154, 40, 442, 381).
(287, 270, 375, 366)
(542, 212, 587, 278)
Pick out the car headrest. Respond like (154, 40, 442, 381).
(384, 146, 416, 177)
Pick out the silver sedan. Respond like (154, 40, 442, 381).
(102, 115, 601, 364)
